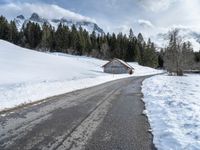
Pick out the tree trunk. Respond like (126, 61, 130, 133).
(177, 69, 183, 76)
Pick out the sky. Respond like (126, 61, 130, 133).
(1, 0, 200, 49)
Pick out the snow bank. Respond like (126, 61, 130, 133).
(142, 74, 200, 150)
(0, 40, 162, 111)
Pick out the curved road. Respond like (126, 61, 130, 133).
(0, 76, 156, 150)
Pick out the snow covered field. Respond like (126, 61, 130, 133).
(142, 74, 200, 150)
(0, 40, 161, 111)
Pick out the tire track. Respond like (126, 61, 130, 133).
(54, 89, 120, 150)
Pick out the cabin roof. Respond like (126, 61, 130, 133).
(102, 58, 134, 70)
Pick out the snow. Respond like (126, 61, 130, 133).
(14, 14, 103, 35)
(0, 40, 162, 111)
(142, 74, 200, 150)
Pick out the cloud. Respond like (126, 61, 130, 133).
(114, 25, 131, 34)
(1, 0, 200, 51)
(138, 19, 154, 28)
(0, 2, 95, 22)
(137, 0, 176, 12)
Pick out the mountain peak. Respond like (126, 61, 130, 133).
(16, 15, 25, 20)
(14, 13, 104, 35)
(30, 13, 40, 21)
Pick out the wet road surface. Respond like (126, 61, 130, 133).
(0, 76, 156, 150)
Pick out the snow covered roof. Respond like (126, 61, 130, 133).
(102, 58, 134, 70)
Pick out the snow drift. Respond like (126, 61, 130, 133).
(142, 74, 200, 150)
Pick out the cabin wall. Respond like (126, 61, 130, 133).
(104, 60, 129, 74)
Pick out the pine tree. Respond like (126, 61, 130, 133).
(137, 33, 144, 43)
(110, 33, 117, 58)
(76, 26, 85, 55)
(137, 34, 146, 65)
(134, 43, 141, 62)
(83, 29, 92, 54)
(182, 41, 194, 70)
(158, 49, 164, 68)
(142, 39, 158, 68)
(23, 22, 42, 49)
(194, 51, 200, 62)
(116, 32, 123, 59)
(70, 24, 79, 52)
(129, 28, 135, 40)
(9, 21, 18, 44)
(0, 16, 10, 40)
(90, 31, 98, 50)
(100, 35, 110, 59)
(55, 23, 70, 52)
(126, 29, 135, 61)
(41, 23, 52, 51)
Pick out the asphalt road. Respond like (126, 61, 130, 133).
(0, 76, 156, 150)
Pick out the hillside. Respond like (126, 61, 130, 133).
(0, 40, 162, 111)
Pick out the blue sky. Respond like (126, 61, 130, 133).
(1, 0, 200, 37)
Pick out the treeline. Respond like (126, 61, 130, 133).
(194, 51, 200, 69)
(158, 29, 200, 75)
(194, 51, 200, 62)
(0, 15, 159, 68)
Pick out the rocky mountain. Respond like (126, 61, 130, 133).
(14, 13, 104, 35)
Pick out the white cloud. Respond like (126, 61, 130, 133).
(1, 0, 200, 51)
(138, 19, 154, 28)
(114, 25, 131, 34)
(0, 2, 95, 22)
(138, 0, 176, 12)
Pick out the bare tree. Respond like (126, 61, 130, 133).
(164, 29, 194, 76)
(101, 43, 110, 59)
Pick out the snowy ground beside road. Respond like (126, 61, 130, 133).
(142, 74, 200, 150)
(0, 40, 162, 111)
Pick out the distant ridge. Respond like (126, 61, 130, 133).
(14, 13, 104, 35)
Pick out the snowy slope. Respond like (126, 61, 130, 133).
(142, 74, 200, 149)
(0, 40, 162, 111)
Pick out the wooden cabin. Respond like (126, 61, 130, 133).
(102, 58, 134, 74)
